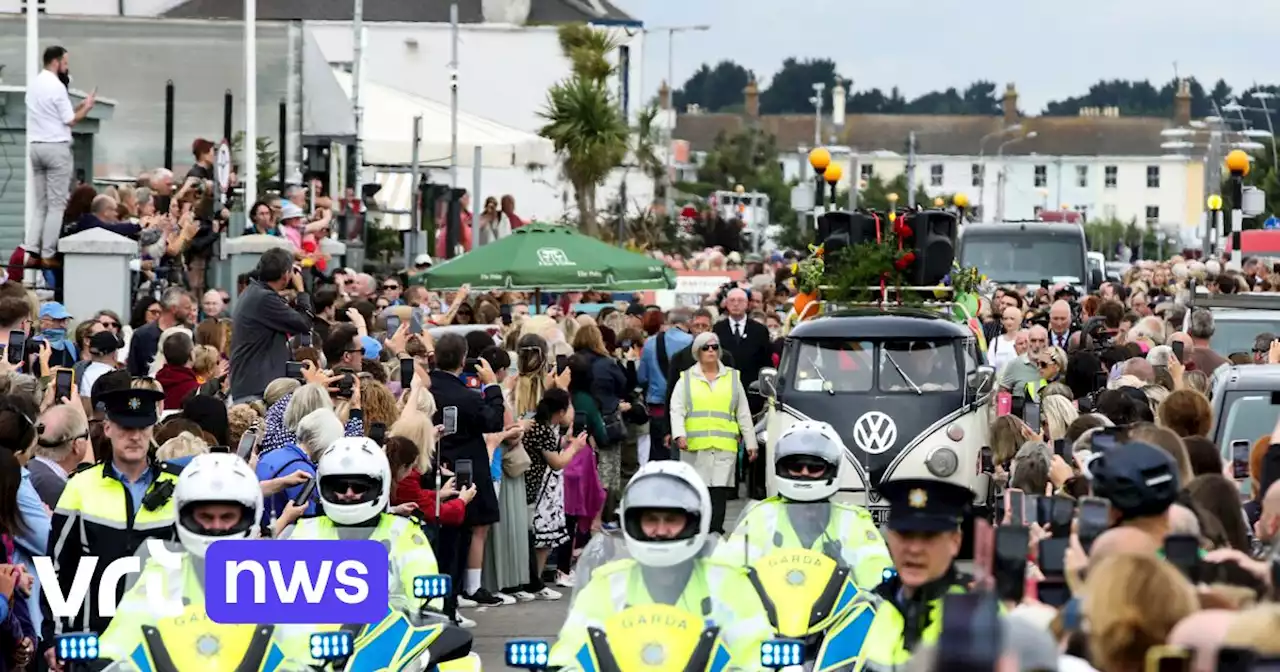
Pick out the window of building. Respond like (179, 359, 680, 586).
(1105, 166, 1118, 188)
(930, 164, 944, 187)
(1076, 205, 1090, 221)
(860, 163, 874, 180)
(1034, 165, 1047, 188)
(1145, 206, 1159, 222)
(1076, 165, 1088, 188)
(1033, 205, 1044, 217)
(1146, 166, 1160, 189)
(971, 164, 983, 188)
(1104, 204, 1117, 219)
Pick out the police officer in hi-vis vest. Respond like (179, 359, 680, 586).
(668, 331, 756, 534)
(862, 479, 979, 668)
(41, 387, 178, 670)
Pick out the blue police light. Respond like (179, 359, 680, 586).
(882, 567, 897, 582)
(505, 639, 551, 668)
(761, 639, 805, 668)
(309, 632, 354, 660)
(56, 633, 99, 661)
(413, 574, 453, 599)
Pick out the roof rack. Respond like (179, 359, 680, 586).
(1186, 292, 1280, 312)
(816, 285, 957, 312)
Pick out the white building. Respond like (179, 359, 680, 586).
(677, 81, 1209, 242)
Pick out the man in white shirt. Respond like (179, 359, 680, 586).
(25, 45, 95, 266)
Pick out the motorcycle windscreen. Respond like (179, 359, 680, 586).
(747, 548, 851, 637)
(129, 612, 280, 672)
(578, 604, 731, 672)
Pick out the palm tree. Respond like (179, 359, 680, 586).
(539, 25, 630, 237)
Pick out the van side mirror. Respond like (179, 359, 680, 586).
(968, 365, 996, 397)
(758, 368, 779, 399)
(1089, 268, 1103, 289)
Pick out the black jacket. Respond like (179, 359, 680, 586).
(713, 318, 772, 385)
(229, 280, 313, 400)
(429, 369, 506, 525)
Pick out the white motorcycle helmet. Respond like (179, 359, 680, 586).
(620, 461, 711, 568)
(774, 420, 845, 502)
(317, 437, 392, 525)
(173, 452, 264, 557)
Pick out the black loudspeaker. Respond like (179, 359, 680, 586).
(818, 210, 882, 261)
(902, 210, 958, 286)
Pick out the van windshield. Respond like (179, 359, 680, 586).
(787, 339, 961, 393)
(960, 234, 1085, 284)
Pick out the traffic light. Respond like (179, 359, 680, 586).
(900, 209, 958, 286)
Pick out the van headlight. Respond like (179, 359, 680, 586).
(925, 447, 959, 477)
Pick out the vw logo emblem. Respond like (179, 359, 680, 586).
(852, 412, 898, 454)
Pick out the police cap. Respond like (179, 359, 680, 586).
(98, 387, 165, 429)
(878, 478, 974, 533)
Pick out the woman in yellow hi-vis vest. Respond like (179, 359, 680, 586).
(669, 330, 757, 534)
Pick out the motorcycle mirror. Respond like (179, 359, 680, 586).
(56, 633, 100, 661)
(506, 640, 551, 669)
(309, 632, 354, 660)
(412, 574, 453, 600)
(761, 639, 806, 668)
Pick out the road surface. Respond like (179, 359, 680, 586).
(467, 495, 752, 669)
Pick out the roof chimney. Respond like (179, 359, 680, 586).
(1002, 83, 1019, 125)
(744, 77, 759, 118)
(1174, 78, 1191, 127)
(659, 80, 671, 111)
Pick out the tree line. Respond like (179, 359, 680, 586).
(674, 58, 1280, 128)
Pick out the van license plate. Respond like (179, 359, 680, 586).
(870, 507, 891, 527)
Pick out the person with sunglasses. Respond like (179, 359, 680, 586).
(1027, 346, 1068, 403)
(668, 331, 756, 534)
(714, 420, 892, 588)
(272, 436, 441, 660)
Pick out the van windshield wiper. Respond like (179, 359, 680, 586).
(884, 351, 922, 395)
(807, 353, 835, 395)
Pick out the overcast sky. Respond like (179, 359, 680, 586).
(616, 0, 1280, 113)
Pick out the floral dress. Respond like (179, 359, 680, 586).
(524, 422, 569, 549)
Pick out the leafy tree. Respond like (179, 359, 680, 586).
(758, 58, 846, 115)
(538, 25, 630, 237)
(831, 174, 931, 213)
(673, 61, 754, 113)
(229, 132, 279, 198)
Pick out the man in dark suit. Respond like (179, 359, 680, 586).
(429, 332, 506, 612)
(712, 288, 772, 499)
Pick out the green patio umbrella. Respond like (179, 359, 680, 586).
(412, 223, 676, 291)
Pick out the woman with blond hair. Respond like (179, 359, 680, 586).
(1041, 394, 1079, 443)
(1082, 553, 1197, 672)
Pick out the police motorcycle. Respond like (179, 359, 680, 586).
(52, 451, 479, 672)
(760, 209, 995, 532)
(718, 422, 886, 671)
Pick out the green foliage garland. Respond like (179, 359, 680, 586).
(823, 225, 916, 304)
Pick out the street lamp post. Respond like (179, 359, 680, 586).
(654, 24, 710, 223)
(811, 82, 826, 148)
(809, 147, 831, 214)
(1206, 194, 1223, 257)
(977, 124, 1022, 220)
(823, 162, 842, 204)
(1226, 150, 1250, 267)
(994, 131, 1037, 222)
